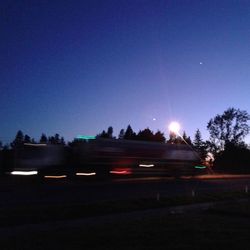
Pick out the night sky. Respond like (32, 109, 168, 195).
(1, 0, 250, 144)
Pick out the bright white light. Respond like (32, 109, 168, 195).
(168, 122, 181, 134)
(11, 171, 38, 176)
(76, 172, 96, 176)
(139, 164, 154, 168)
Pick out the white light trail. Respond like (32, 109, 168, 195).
(11, 171, 38, 176)
(76, 172, 96, 176)
(139, 164, 154, 168)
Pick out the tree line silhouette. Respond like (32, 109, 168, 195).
(1, 107, 250, 173)
(9, 131, 65, 149)
(97, 125, 194, 144)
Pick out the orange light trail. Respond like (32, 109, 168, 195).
(44, 175, 67, 179)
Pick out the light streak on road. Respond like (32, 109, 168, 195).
(139, 164, 154, 168)
(76, 172, 96, 176)
(194, 165, 207, 169)
(11, 171, 38, 176)
(110, 167, 132, 175)
(44, 175, 67, 179)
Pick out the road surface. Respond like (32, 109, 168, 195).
(0, 175, 250, 207)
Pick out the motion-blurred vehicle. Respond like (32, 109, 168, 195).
(71, 138, 205, 178)
(6, 143, 67, 178)
(6, 138, 206, 179)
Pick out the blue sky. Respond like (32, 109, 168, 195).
(1, 0, 250, 144)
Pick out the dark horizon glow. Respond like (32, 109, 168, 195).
(1, 0, 250, 144)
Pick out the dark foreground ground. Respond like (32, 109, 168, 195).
(1, 195, 250, 249)
(1, 176, 250, 249)
(1, 201, 250, 250)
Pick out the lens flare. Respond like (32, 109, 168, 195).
(168, 122, 181, 135)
